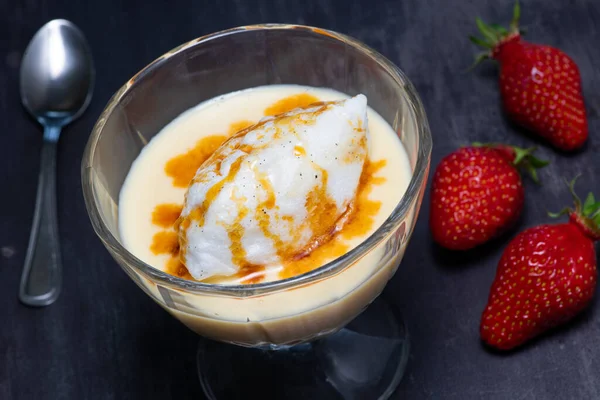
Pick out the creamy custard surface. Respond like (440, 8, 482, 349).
(119, 84, 411, 285)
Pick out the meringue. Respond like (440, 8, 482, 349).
(178, 95, 369, 280)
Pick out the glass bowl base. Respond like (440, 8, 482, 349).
(197, 296, 409, 399)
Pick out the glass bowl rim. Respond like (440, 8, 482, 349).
(81, 23, 432, 297)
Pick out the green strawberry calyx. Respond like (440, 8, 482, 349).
(472, 142, 549, 183)
(468, 1, 524, 70)
(549, 176, 600, 241)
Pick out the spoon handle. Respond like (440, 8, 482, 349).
(19, 126, 62, 307)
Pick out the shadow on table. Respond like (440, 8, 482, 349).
(505, 118, 590, 158)
(429, 229, 515, 272)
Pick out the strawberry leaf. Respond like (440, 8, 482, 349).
(466, 52, 491, 71)
(470, 143, 549, 183)
(548, 207, 570, 219)
(591, 206, 600, 225)
(528, 155, 550, 168)
(510, 0, 521, 33)
(511, 146, 549, 184)
(489, 23, 508, 36)
(587, 202, 600, 217)
(582, 195, 600, 218)
(469, 35, 493, 49)
(525, 165, 541, 184)
(554, 176, 600, 240)
(469, 1, 523, 67)
(566, 175, 582, 210)
(583, 193, 597, 215)
(511, 146, 528, 165)
(476, 18, 500, 44)
(593, 212, 600, 227)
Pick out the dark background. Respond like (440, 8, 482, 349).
(1, 0, 599, 398)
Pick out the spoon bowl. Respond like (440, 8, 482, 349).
(20, 19, 94, 126)
(19, 19, 95, 306)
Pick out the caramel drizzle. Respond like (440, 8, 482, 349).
(264, 93, 320, 116)
(164, 135, 227, 188)
(253, 169, 295, 258)
(151, 204, 182, 228)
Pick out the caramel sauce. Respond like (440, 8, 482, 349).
(151, 204, 183, 228)
(166, 257, 193, 279)
(270, 103, 333, 133)
(238, 144, 254, 153)
(264, 93, 320, 116)
(303, 169, 339, 248)
(293, 145, 306, 157)
(229, 120, 254, 135)
(164, 135, 228, 188)
(190, 156, 245, 228)
(227, 203, 251, 267)
(149, 100, 387, 285)
(150, 231, 179, 256)
(341, 159, 386, 238)
(177, 217, 190, 262)
(254, 169, 295, 258)
(279, 236, 349, 280)
(162, 120, 253, 189)
(204, 267, 266, 285)
(255, 170, 277, 210)
(237, 265, 266, 284)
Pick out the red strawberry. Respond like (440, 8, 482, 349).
(470, 1, 588, 151)
(430, 143, 548, 250)
(480, 178, 600, 350)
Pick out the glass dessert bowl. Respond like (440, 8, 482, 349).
(82, 24, 431, 399)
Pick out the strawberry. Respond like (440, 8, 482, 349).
(470, 1, 588, 151)
(480, 178, 600, 350)
(429, 143, 548, 250)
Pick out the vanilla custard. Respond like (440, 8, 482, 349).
(119, 85, 411, 285)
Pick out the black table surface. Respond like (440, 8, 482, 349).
(2, 0, 600, 398)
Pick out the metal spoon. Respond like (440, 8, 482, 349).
(19, 19, 94, 307)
